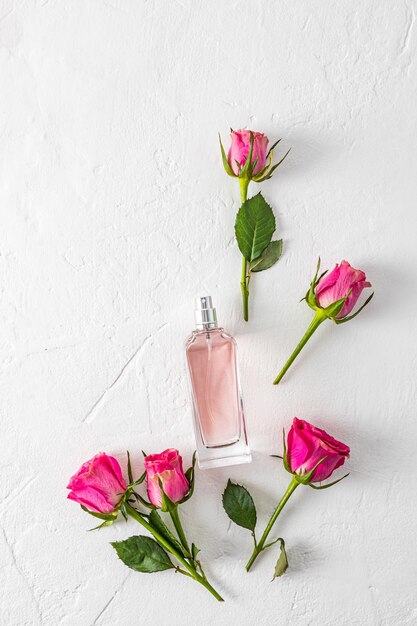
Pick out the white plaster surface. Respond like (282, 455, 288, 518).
(1, 1, 417, 624)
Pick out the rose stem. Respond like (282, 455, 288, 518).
(169, 506, 191, 556)
(239, 177, 250, 322)
(246, 477, 299, 572)
(273, 309, 327, 385)
(125, 503, 223, 601)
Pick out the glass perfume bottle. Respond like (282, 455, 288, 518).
(185, 296, 251, 469)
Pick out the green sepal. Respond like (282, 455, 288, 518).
(120, 503, 128, 522)
(294, 455, 328, 485)
(191, 543, 200, 560)
(127, 450, 134, 483)
(254, 148, 291, 182)
(309, 473, 350, 490)
(250, 239, 282, 272)
(88, 519, 116, 531)
(239, 131, 255, 178)
(219, 133, 236, 177)
(111, 535, 174, 573)
(305, 257, 322, 308)
(322, 294, 349, 320)
(334, 292, 374, 324)
(266, 138, 282, 159)
(222, 479, 257, 531)
(158, 478, 177, 513)
(148, 509, 187, 556)
(272, 538, 288, 580)
(179, 451, 196, 503)
(127, 471, 146, 489)
(131, 491, 157, 510)
(80, 505, 118, 522)
(282, 429, 291, 473)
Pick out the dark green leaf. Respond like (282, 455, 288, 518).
(148, 510, 185, 556)
(111, 535, 174, 573)
(272, 538, 288, 580)
(251, 239, 282, 272)
(222, 480, 257, 531)
(235, 192, 276, 262)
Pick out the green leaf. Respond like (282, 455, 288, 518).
(235, 192, 276, 262)
(272, 538, 288, 580)
(111, 535, 174, 573)
(222, 480, 257, 531)
(148, 510, 186, 556)
(250, 239, 282, 272)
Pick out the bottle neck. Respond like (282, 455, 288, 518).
(195, 321, 219, 331)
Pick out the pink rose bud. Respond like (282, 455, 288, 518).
(67, 452, 127, 514)
(287, 418, 350, 483)
(228, 129, 268, 176)
(315, 260, 371, 319)
(144, 448, 190, 508)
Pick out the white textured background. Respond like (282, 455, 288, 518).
(1, 1, 417, 624)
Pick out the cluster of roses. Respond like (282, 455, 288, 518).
(68, 130, 373, 600)
(68, 418, 349, 600)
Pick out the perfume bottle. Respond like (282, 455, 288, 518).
(185, 296, 251, 469)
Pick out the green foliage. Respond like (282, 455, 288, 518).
(222, 480, 257, 531)
(251, 239, 282, 272)
(272, 538, 288, 580)
(235, 193, 276, 262)
(111, 535, 174, 573)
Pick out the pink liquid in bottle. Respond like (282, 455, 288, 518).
(185, 297, 251, 469)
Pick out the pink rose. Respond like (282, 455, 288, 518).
(67, 452, 127, 514)
(228, 129, 268, 176)
(144, 449, 190, 508)
(315, 260, 371, 319)
(287, 418, 350, 483)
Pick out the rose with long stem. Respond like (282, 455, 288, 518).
(223, 418, 350, 577)
(220, 129, 290, 321)
(273, 259, 373, 385)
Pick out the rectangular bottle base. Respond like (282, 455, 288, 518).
(197, 445, 252, 470)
